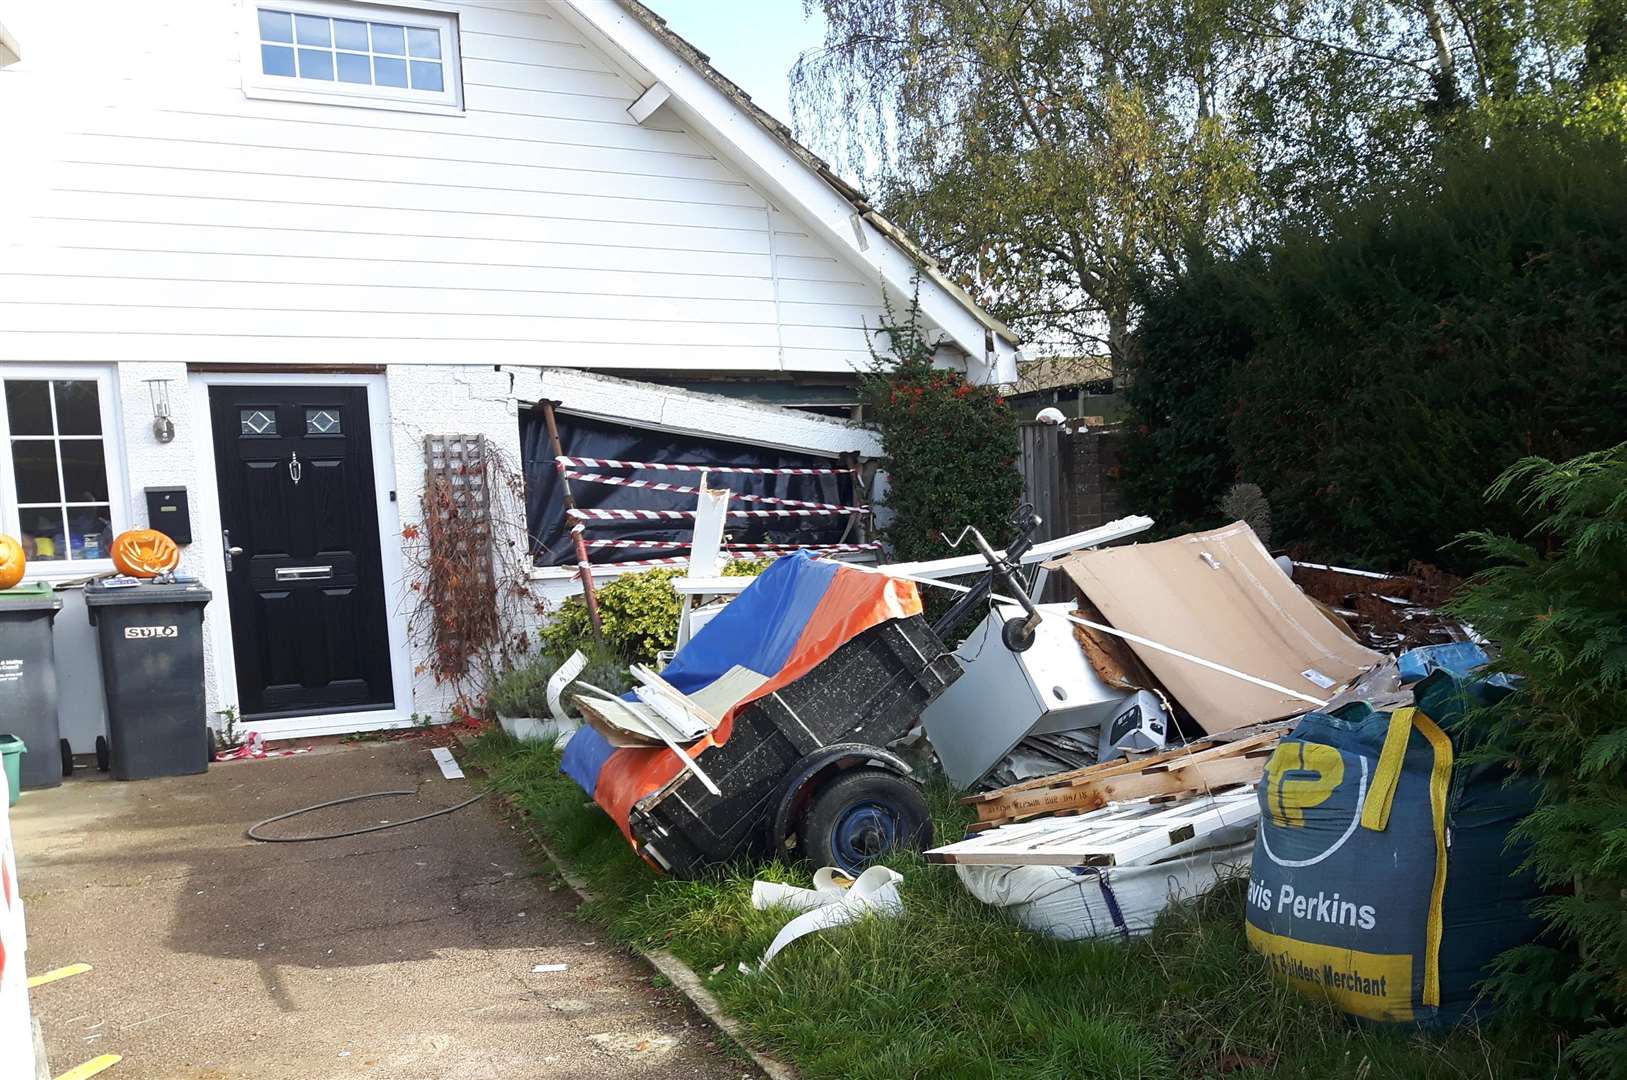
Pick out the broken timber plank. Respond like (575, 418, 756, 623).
(974, 754, 1267, 825)
(959, 719, 1295, 806)
(969, 724, 1292, 825)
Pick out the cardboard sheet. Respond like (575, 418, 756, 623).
(1053, 522, 1381, 733)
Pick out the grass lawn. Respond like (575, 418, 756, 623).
(464, 729, 1563, 1079)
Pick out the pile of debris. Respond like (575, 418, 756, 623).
(1289, 559, 1466, 652)
(542, 493, 1531, 1022)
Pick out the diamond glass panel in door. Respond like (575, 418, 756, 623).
(3, 379, 114, 563)
(240, 408, 278, 436)
(305, 408, 341, 435)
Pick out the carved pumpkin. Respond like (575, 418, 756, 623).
(111, 528, 180, 578)
(0, 534, 25, 590)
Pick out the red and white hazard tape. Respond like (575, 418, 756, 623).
(557, 455, 853, 476)
(586, 539, 882, 554)
(569, 506, 860, 521)
(214, 731, 312, 762)
(563, 470, 867, 513)
(586, 539, 691, 551)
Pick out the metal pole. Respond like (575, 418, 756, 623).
(538, 400, 604, 640)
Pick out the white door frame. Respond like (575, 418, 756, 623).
(187, 370, 415, 739)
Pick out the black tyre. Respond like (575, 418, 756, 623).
(59, 738, 74, 777)
(797, 767, 932, 875)
(95, 735, 110, 772)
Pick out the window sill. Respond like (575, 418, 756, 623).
(243, 82, 465, 117)
(21, 559, 117, 585)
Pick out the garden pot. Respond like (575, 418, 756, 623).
(497, 714, 577, 746)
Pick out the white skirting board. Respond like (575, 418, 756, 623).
(956, 832, 1256, 941)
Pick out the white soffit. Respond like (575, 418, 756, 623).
(0, 21, 21, 67)
(527, 368, 882, 458)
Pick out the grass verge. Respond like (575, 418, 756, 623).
(465, 729, 1563, 1079)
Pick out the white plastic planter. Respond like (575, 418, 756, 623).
(497, 714, 577, 747)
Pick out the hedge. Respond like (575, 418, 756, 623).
(1125, 127, 1627, 570)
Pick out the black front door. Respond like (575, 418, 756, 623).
(209, 385, 394, 719)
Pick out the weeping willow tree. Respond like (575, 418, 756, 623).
(790, 0, 1616, 369)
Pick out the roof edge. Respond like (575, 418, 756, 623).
(567, 0, 1018, 359)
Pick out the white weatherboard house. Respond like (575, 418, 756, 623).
(0, 0, 1018, 742)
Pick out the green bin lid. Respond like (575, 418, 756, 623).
(0, 582, 61, 612)
(0, 735, 26, 753)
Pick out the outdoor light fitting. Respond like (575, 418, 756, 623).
(144, 378, 175, 443)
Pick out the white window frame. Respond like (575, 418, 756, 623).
(0, 365, 129, 581)
(240, 0, 464, 116)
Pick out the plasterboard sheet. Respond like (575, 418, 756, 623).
(1054, 522, 1380, 733)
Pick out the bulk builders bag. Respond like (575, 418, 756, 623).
(1246, 671, 1541, 1024)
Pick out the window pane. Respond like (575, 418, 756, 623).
(18, 507, 65, 563)
(60, 441, 109, 503)
(409, 60, 442, 92)
(67, 506, 113, 561)
(258, 9, 293, 43)
(370, 22, 405, 55)
(333, 18, 368, 51)
(407, 27, 440, 59)
(336, 51, 371, 84)
(262, 43, 296, 77)
(240, 408, 278, 436)
(305, 408, 342, 435)
(52, 381, 100, 435)
(294, 13, 331, 46)
(11, 440, 61, 503)
(298, 48, 334, 80)
(3, 381, 52, 436)
(373, 55, 407, 87)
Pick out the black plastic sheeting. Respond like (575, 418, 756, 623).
(521, 411, 862, 567)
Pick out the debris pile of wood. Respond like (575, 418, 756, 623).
(960, 719, 1295, 829)
(1289, 559, 1467, 652)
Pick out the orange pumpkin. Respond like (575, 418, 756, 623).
(0, 534, 25, 590)
(111, 528, 180, 578)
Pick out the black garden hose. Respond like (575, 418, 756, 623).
(247, 789, 486, 842)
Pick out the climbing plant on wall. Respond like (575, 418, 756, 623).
(862, 287, 1022, 562)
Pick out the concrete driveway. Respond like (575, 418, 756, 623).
(11, 738, 753, 1080)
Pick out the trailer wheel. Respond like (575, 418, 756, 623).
(797, 768, 931, 875)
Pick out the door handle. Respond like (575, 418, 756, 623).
(223, 529, 244, 572)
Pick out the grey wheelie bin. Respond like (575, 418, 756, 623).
(0, 582, 63, 789)
(85, 580, 212, 780)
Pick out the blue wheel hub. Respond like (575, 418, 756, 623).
(831, 800, 898, 870)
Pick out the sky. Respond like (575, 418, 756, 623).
(647, 0, 827, 130)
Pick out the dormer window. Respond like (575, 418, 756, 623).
(243, 1, 462, 114)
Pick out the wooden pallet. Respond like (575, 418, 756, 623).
(962, 720, 1293, 828)
(926, 789, 1260, 867)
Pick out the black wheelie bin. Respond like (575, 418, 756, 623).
(85, 579, 212, 780)
(0, 582, 64, 790)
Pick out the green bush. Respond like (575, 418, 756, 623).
(1122, 253, 1260, 537)
(1126, 126, 1627, 568)
(486, 655, 557, 718)
(538, 560, 773, 666)
(1449, 444, 1627, 1075)
(486, 641, 635, 719)
(862, 290, 1023, 561)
